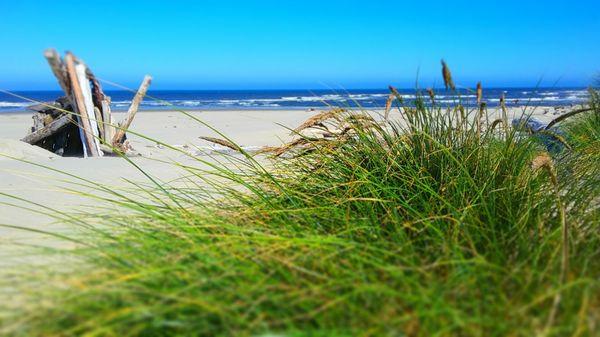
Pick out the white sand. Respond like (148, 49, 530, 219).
(0, 109, 310, 254)
(0, 106, 563, 263)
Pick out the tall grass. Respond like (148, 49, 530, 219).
(1, 79, 599, 336)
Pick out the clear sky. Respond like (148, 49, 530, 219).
(1, 0, 599, 90)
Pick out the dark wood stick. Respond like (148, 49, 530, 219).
(86, 68, 106, 111)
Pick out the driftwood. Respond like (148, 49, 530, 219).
(65, 52, 99, 157)
(101, 99, 115, 142)
(94, 107, 104, 137)
(112, 75, 152, 145)
(76, 62, 103, 156)
(27, 97, 70, 118)
(22, 114, 73, 144)
(23, 49, 151, 157)
(43, 49, 70, 94)
(32, 113, 47, 132)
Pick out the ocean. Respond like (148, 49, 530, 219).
(0, 87, 590, 113)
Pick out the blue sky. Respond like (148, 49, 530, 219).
(1, 0, 599, 90)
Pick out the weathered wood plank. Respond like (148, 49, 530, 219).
(94, 107, 105, 139)
(113, 75, 152, 145)
(101, 99, 114, 142)
(21, 114, 72, 144)
(86, 68, 106, 110)
(65, 52, 99, 157)
(31, 113, 46, 133)
(43, 49, 70, 94)
(76, 63, 103, 156)
(27, 101, 61, 113)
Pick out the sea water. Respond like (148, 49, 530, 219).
(0, 88, 590, 113)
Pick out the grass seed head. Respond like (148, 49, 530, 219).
(292, 109, 343, 134)
(441, 59, 455, 90)
(199, 136, 240, 151)
(384, 92, 395, 120)
(389, 85, 404, 104)
(427, 88, 435, 103)
(531, 152, 553, 171)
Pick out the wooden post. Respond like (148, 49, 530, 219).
(76, 63, 103, 156)
(43, 49, 70, 94)
(112, 75, 152, 145)
(87, 65, 112, 144)
(101, 99, 115, 142)
(94, 107, 105, 138)
(65, 52, 100, 157)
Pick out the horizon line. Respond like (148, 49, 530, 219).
(3, 85, 591, 92)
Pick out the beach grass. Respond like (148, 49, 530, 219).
(1, 80, 599, 336)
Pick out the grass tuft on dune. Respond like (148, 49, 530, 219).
(1, 81, 599, 336)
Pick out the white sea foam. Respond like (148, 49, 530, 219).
(61, 89, 590, 111)
(489, 97, 562, 102)
(0, 102, 29, 108)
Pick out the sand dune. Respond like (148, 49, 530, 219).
(0, 107, 561, 260)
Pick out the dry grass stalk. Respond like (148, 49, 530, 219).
(536, 130, 572, 150)
(530, 152, 568, 332)
(499, 93, 509, 134)
(531, 152, 553, 172)
(200, 136, 241, 152)
(388, 85, 410, 121)
(273, 138, 311, 157)
(490, 118, 505, 131)
(476, 91, 485, 137)
(292, 109, 344, 134)
(458, 105, 466, 121)
(500, 92, 508, 118)
(254, 146, 281, 155)
(545, 107, 594, 130)
(388, 85, 403, 103)
(384, 92, 395, 120)
(441, 60, 455, 90)
(427, 88, 435, 104)
(257, 138, 315, 157)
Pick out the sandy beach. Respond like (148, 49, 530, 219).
(0, 104, 572, 281)
(0, 109, 321, 255)
(0, 106, 563, 238)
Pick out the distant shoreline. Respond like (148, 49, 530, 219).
(0, 87, 591, 113)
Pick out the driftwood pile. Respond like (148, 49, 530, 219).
(21, 49, 152, 157)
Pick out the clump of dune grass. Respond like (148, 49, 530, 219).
(1, 70, 599, 337)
